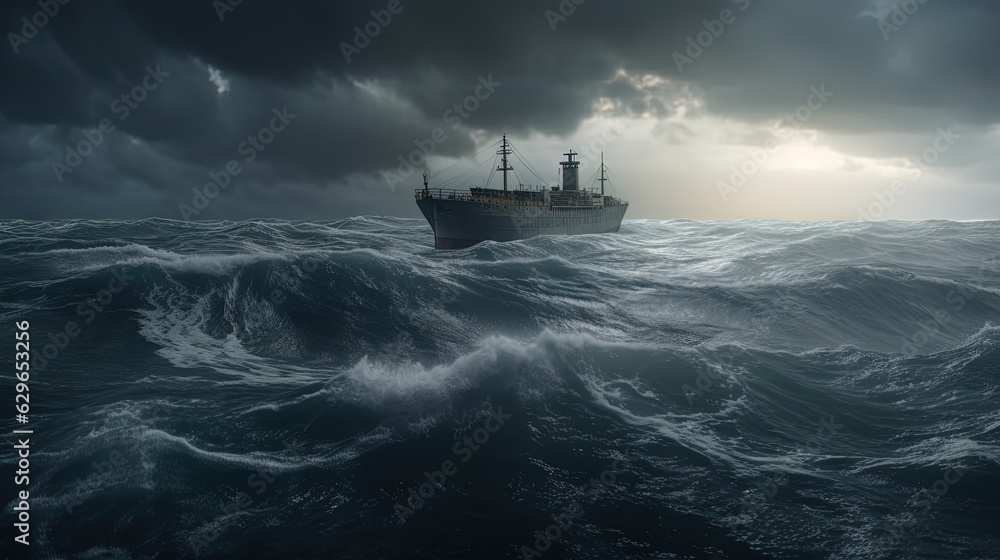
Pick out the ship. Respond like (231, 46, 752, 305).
(415, 135, 629, 249)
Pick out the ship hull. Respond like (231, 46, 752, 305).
(416, 198, 629, 249)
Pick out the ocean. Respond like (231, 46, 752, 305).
(1, 218, 998, 559)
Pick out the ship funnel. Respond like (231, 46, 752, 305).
(560, 150, 580, 191)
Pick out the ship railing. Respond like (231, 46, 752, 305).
(415, 188, 545, 205)
(416, 187, 628, 207)
(414, 188, 475, 201)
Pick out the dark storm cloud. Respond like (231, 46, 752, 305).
(0, 0, 997, 218)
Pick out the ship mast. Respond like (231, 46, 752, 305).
(599, 152, 606, 196)
(497, 134, 513, 191)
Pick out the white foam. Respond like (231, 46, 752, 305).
(33, 243, 289, 276)
(135, 283, 318, 386)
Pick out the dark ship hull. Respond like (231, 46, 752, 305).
(416, 190, 628, 249)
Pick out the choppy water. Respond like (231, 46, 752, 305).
(1, 218, 999, 559)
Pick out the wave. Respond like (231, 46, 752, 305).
(3, 218, 999, 559)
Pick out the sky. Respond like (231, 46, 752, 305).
(0, 0, 998, 221)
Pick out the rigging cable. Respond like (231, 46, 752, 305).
(605, 168, 621, 195)
(583, 166, 600, 190)
(429, 139, 502, 185)
(509, 142, 551, 186)
(437, 154, 497, 189)
(485, 153, 500, 189)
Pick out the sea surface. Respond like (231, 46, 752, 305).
(1, 218, 999, 560)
